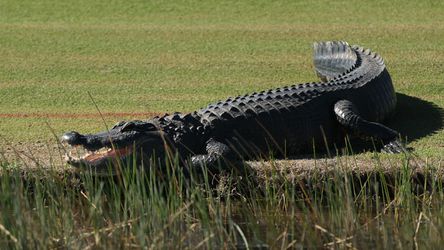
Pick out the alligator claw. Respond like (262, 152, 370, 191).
(381, 140, 411, 154)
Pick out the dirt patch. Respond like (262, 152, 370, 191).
(1, 141, 67, 171)
(248, 157, 443, 183)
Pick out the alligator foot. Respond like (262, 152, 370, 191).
(334, 100, 411, 153)
(189, 138, 240, 173)
(382, 139, 411, 154)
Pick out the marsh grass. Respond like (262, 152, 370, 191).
(1, 151, 444, 249)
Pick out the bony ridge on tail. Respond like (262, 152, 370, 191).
(62, 41, 408, 175)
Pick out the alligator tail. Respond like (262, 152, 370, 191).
(313, 41, 358, 82)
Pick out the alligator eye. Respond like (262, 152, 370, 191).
(120, 120, 157, 132)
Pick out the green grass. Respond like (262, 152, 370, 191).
(0, 0, 442, 157)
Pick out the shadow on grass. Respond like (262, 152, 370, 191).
(276, 92, 443, 160)
(389, 93, 444, 142)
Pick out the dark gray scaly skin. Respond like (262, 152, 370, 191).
(62, 41, 408, 175)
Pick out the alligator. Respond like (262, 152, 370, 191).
(62, 41, 408, 175)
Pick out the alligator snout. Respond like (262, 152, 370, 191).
(62, 130, 112, 152)
(61, 131, 85, 145)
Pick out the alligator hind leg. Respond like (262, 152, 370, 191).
(190, 138, 239, 172)
(334, 100, 408, 153)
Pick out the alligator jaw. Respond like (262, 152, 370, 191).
(64, 144, 133, 170)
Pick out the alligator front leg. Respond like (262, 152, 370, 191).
(334, 100, 408, 153)
(190, 138, 238, 172)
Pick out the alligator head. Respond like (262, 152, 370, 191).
(61, 120, 172, 174)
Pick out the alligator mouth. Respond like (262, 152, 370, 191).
(64, 144, 133, 168)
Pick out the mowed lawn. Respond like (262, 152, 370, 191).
(0, 0, 443, 157)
